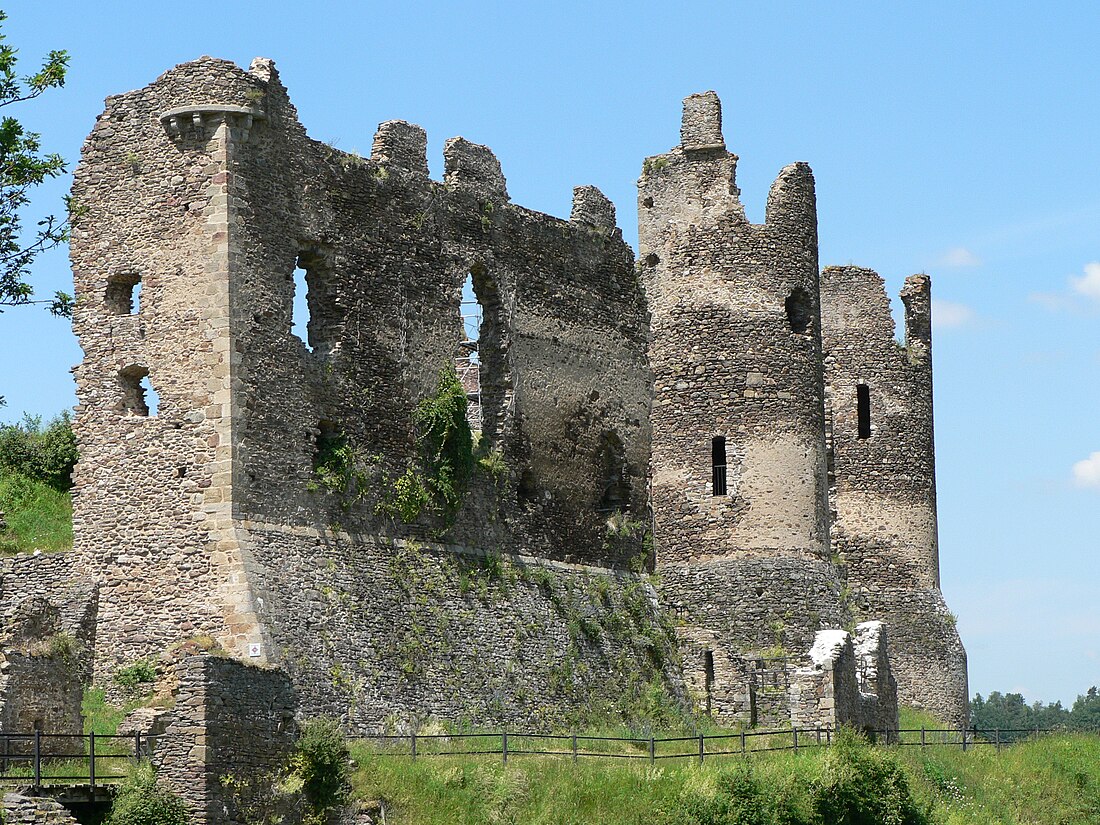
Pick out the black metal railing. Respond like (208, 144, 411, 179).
(350, 725, 1074, 765)
(0, 731, 155, 789)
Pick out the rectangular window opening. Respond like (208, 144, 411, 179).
(857, 384, 871, 439)
(711, 436, 727, 496)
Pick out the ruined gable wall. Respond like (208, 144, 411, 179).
(640, 95, 843, 717)
(819, 266, 967, 726)
(224, 62, 649, 561)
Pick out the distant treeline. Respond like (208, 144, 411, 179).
(971, 687, 1100, 731)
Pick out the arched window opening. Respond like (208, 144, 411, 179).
(784, 286, 813, 334)
(597, 431, 631, 513)
(106, 273, 141, 315)
(455, 265, 509, 443)
(857, 383, 871, 439)
(119, 365, 158, 417)
(711, 436, 727, 496)
(455, 270, 483, 431)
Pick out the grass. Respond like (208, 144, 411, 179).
(0, 471, 72, 553)
(345, 710, 1100, 824)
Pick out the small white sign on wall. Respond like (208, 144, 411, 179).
(248, 643, 262, 658)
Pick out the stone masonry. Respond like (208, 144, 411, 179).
(820, 266, 968, 725)
(640, 93, 965, 726)
(0, 554, 97, 754)
(62, 57, 965, 736)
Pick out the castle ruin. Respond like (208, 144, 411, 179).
(5, 57, 969, 741)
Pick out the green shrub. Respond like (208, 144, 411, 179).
(812, 728, 928, 825)
(115, 660, 157, 689)
(107, 762, 188, 825)
(292, 717, 351, 818)
(0, 412, 78, 491)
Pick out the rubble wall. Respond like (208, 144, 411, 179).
(819, 266, 968, 726)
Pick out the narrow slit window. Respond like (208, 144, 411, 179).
(711, 435, 727, 496)
(291, 261, 310, 349)
(857, 384, 871, 439)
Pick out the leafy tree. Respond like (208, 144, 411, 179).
(1070, 686, 1100, 731)
(0, 11, 73, 317)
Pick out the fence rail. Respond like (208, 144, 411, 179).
(351, 726, 1074, 765)
(0, 731, 154, 789)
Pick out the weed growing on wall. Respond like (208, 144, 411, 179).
(222, 718, 352, 825)
(115, 659, 157, 690)
(378, 365, 475, 524)
(292, 718, 352, 821)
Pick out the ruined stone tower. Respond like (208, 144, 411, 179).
(820, 267, 968, 725)
(639, 92, 846, 715)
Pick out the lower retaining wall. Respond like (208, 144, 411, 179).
(244, 525, 688, 733)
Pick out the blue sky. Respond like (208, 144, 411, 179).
(3, 1, 1098, 706)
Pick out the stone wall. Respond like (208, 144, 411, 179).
(246, 528, 684, 732)
(789, 624, 897, 736)
(0, 554, 96, 754)
(1, 793, 80, 825)
(154, 655, 298, 824)
(820, 266, 968, 726)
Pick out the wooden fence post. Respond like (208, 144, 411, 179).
(698, 734, 704, 765)
(411, 732, 417, 761)
(502, 731, 508, 765)
(572, 733, 577, 763)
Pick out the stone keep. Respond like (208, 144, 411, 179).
(67, 57, 964, 731)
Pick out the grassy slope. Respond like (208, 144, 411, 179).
(0, 471, 72, 553)
(347, 711, 1100, 825)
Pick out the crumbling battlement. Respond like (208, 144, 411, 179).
(63, 58, 966, 735)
